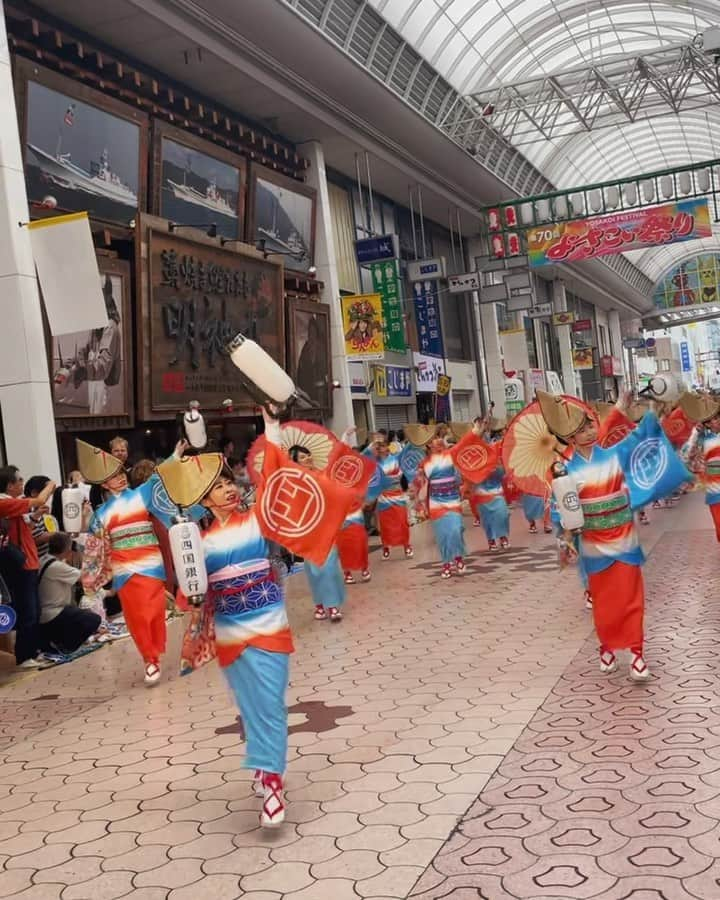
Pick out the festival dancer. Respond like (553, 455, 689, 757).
(335, 428, 372, 586)
(469, 416, 511, 551)
(288, 444, 345, 622)
(536, 389, 687, 682)
(159, 409, 292, 827)
(416, 431, 467, 578)
(679, 392, 720, 539)
(366, 437, 413, 561)
(79, 439, 185, 685)
(522, 492, 551, 534)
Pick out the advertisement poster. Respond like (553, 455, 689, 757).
(370, 260, 406, 353)
(572, 347, 595, 370)
(434, 373, 452, 422)
(528, 199, 711, 268)
(412, 280, 444, 357)
(341, 293, 385, 360)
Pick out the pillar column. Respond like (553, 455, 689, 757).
(552, 280, 579, 398)
(467, 238, 503, 413)
(0, 6, 59, 479)
(607, 309, 626, 385)
(298, 140, 353, 435)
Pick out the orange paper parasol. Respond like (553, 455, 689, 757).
(502, 396, 596, 497)
(247, 421, 338, 483)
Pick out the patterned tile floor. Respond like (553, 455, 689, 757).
(0, 494, 711, 899)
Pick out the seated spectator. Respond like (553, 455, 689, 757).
(25, 475, 59, 564)
(38, 532, 102, 654)
(0, 466, 56, 667)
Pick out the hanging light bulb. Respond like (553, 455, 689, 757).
(642, 180, 655, 203)
(660, 175, 674, 199)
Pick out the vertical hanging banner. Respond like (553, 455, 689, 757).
(434, 373, 452, 422)
(412, 280, 444, 357)
(370, 259, 406, 352)
(527, 199, 712, 267)
(28, 211, 109, 336)
(341, 294, 385, 360)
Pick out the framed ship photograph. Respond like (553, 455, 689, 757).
(14, 59, 147, 226)
(288, 299, 332, 414)
(50, 257, 134, 427)
(151, 121, 247, 241)
(247, 165, 316, 274)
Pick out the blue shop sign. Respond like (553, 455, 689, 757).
(413, 280, 444, 358)
(680, 341, 691, 372)
(385, 365, 412, 398)
(355, 234, 397, 264)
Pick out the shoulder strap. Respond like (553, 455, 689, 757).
(38, 558, 55, 583)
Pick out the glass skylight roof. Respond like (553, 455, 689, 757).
(368, 0, 720, 284)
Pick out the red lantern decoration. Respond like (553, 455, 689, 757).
(491, 234, 505, 259)
(507, 232, 521, 256)
(505, 206, 518, 227)
(488, 208, 501, 232)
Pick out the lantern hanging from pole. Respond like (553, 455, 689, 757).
(505, 206, 518, 227)
(61, 485, 83, 532)
(507, 233, 521, 256)
(227, 333, 297, 411)
(183, 401, 207, 449)
(487, 208, 501, 231)
(168, 516, 208, 607)
(550, 461, 584, 531)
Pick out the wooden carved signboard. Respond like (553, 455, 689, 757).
(137, 218, 284, 417)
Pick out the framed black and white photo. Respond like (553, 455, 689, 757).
(50, 257, 133, 426)
(288, 299, 331, 414)
(15, 59, 147, 226)
(151, 121, 247, 241)
(247, 165, 316, 274)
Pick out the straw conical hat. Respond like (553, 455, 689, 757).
(156, 453, 224, 508)
(678, 391, 720, 424)
(449, 421, 472, 440)
(404, 423, 437, 447)
(592, 401, 616, 422)
(76, 439, 123, 485)
(535, 390, 587, 439)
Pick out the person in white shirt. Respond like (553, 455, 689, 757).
(38, 532, 102, 654)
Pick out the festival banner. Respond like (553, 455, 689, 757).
(527, 199, 712, 268)
(341, 293, 385, 360)
(370, 260, 407, 352)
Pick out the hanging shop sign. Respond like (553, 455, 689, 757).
(526, 302, 553, 319)
(527, 199, 712, 268)
(434, 374, 452, 422)
(138, 222, 284, 418)
(552, 311, 575, 326)
(622, 336, 645, 349)
(572, 318, 593, 332)
(680, 341, 692, 372)
(370, 259, 407, 353)
(448, 272, 480, 294)
(414, 352, 444, 393)
(374, 365, 412, 399)
(600, 356, 624, 377)
(407, 257, 446, 282)
(355, 234, 397, 264)
(412, 280, 444, 358)
(572, 347, 595, 370)
(341, 293, 385, 360)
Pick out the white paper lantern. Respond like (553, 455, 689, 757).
(183, 402, 207, 449)
(227, 334, 296, 407)
(61, 486, 84, 533)
(551, 473, 584, 531)
(169, 518, 208, 605)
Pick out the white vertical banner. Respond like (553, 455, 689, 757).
(28, 211, 108, 336)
